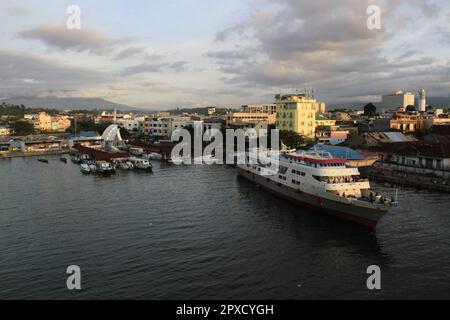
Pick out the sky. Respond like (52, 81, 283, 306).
(0, 0, 449, 110)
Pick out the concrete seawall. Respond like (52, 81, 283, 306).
(365, 168, 450, 193)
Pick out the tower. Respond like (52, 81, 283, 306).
(418, 88, 426, 112)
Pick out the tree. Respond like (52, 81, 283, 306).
(363, 103, 377, 117)
(11, 120, 34, 136)
(405, 105, 416, 112)
(119, 127, 130, 139)
(279, 130, 313, 149)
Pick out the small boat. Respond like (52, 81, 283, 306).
(37, 158, 48, 163)
(80, 163, 91, 174)
(60, 157, 68, 163)
(71, 155, 81, 163)
(95, 161, 115, 175)
(130, 157, 153, 172)
(126, 161, 134, 170)
(144, 152, 163, 160)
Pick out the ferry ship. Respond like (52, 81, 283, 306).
(237, 149, 395, 228)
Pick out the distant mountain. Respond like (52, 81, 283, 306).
(424, 97, 450, 108)
(327, 96, 450, 111)
(1, 96, 137, 112)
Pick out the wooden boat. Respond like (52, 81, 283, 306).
(95, 161, 116, 175)
(37, 158, 49, 163)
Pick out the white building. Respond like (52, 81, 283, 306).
(0, 125, 11, 136)
(418, 88, 426, 112)
(116, 117, 145, 132)
(381, 91, 415, 112)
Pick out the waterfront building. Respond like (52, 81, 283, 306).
(275, 93, 324, 138)
(141, 115, 193, 138)
(381, 91, 415, 112)
(0, 125, 11, 136)
(116, 117, 145, 133)
(31, 112, 71, 133)
(376, 141, 450, 179)
(345, 131, 416, 148)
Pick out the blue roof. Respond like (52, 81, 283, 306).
(72, 131, 98, 137)
(307, 144, 364, 160)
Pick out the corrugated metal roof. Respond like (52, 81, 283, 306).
(384, 132, 408, 142)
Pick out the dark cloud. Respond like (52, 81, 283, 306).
(18, 22, 135, 54)
(117, 61, 189, 76)
(0, 49, 108, 97)
(170, 61, 188, 72)
(114, 47, 163, 60)
(211, 0, 448, 102)
(204, 50, 250, 60)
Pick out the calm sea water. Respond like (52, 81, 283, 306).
(0, 155, 449, 299)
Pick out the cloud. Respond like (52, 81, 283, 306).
(117, 61, 189, 76)
(0, 49, 108, 97)
(169, 61, 188, 72)
(204, 50, 250, 60)
(114, 47, 163, 60)
(5, 4, 30, 16)
(210, 0, 449, 101)
(18, 22, 135, 54)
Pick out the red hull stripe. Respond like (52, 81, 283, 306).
(240, 175, 378, 229)
(283, 154, 348, 164)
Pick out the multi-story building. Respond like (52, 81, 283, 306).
(241, 104, 277, 114)
(0, 125, 11, 136)
(381, 91, 415, 112)
(116, 117, 145, 132)
(226, 111, 276, 127)
(390, 111, 424, 132)
(33, 112, 52, 131)
(31, 112, 71, 133)
(141, 115, 193, 138)
(315, 125, 349, 145)
(275, 93, 324, 138)
(50, 116, 72, 132)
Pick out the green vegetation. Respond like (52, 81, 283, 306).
(405, 105, 416, 112)
(279, 130, 313, 149)
(11, 120, 34, 136)
(0, 103, 60, 116)
(329, 108, 350, 113)
(363, 103, 377, 117)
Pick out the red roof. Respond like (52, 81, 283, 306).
(73, 144, 128, 161)
(284, 154, 348, 164)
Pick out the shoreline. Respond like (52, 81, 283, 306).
(0, 150, 69, 159)
(365, 169, 450, 193)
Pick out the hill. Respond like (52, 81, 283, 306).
(1, 96, 136, 112)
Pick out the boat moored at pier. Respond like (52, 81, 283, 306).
(237, 149, 395, 228)
(95, 161, 116, 175)
(130, 157, 153, 172)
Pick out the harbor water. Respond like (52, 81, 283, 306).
(0, 155, 449, 299)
